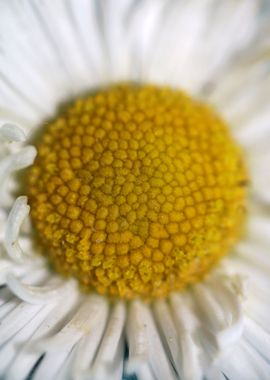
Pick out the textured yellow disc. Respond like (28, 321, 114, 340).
(27, 84, 247, 299)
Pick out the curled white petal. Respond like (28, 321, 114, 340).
(4, 196, 34, 263)
(0, 257, 35, 286)
(0, 122, 26, 142)
(0, 146, 36, 185)
(6, 274, 77, 305)
(2, 267, 52, 310)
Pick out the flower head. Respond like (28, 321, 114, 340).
(0, 1, 270, 380)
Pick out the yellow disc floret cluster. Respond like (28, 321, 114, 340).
(27, 84, 247, 299)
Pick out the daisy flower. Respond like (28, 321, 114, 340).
(0, 1, 270, 380)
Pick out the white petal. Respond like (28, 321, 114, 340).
(127, 0, 167, 80)
(0, 301, 43, 346)
(99, 0, 135, 82)
(126, 300, 177, 380)
(91, 301, 126, 379)
(5, 290, 79, 380)
(90, 336, 124, 380)
(219, 340, 270, 380)
(71, 300, 109, 379)
(153, 299, 182, 377)
(126, 300, 149, 371)
(170, 293, 203, 380)
(37, 295, 108, 352)
(0, 77, 42, 126)
(205, 275, 244, 348)
(0, 302, 54, 377)
(32, 296, 108, 380)
(145, 0, 259, 93)
(134, 363, 156, 380)
(30, 0, 96, 94)
(244, 317, 270, 362)
(68, 0, 106, 81)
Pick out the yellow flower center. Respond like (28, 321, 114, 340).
(27, 84, 247, 299)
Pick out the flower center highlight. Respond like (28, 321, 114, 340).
(27, 84, 247, 299)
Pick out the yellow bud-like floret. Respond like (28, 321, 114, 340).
(27, 84, 247, 299)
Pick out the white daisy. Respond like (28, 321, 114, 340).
(0, 1, 270, 380)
